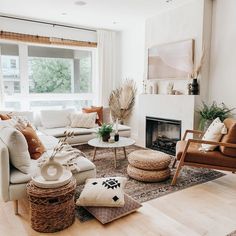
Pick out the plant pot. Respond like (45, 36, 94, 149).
(102, 133, 111, 142)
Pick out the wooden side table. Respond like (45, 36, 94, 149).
(26, 178, 76, 233)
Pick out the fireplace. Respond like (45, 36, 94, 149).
(146, 117, 181, 155)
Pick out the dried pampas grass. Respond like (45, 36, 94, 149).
(109, 80, 136, 124)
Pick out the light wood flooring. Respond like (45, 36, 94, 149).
(1, 173, 236, 236)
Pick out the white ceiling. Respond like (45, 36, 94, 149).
(0, 0, 191, 31)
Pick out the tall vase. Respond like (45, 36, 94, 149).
(190, 78, 199, 95)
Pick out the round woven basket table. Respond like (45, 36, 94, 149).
(26, 178, 77, 233)
(127, 150, 171, 182)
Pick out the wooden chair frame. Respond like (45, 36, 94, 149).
(171, 129, 236, 185)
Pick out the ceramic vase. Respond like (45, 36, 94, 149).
(40, 158, 63, 181)
(190, 78, 199, 95)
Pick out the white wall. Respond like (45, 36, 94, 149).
(0, 16, 97, 42)
(120, 23, 145, 139)
(208, 0, 236, 112)
(120, 0, 213, 140)
(145, 0, 207, 98)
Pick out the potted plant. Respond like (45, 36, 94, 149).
(197, 101, 234, 131)
(97, 124, 114, 142)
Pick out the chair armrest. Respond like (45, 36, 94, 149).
(187, 139, 236, 148)
(182, 129, 204, 141)
(0, 144, 10, 202)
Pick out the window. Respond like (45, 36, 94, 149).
(0, 43, 96, 111)
(28, 57, 73, 93)
(0, 43, 20, 96)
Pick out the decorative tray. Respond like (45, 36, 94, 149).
(32, 170, 72, 188)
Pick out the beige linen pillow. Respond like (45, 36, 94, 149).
(76, 177, 127, 207)
(70, 112, 97, 128)
(200, 117, 227, 151)
(0, 126, 31, 174)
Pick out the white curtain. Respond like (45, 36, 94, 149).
(97, 30, 118, 106)
(0, 47, 4, 108)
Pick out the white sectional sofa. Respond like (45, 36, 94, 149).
(0, 108, 131, 214)
(35, 108, 131, 145)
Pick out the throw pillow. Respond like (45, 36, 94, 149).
(70, 112, 97, 128)
(76, 177, 127, 207)
(0, 126, 31, 174)
(200, 117, 227, 151)
(0, 113, 11, 120)
(40, 109, 74, 129)
(20, 124, 46, 160)
(84, 194, 142, 224)
(83, 106, 103, 126)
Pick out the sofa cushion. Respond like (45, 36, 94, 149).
(20, 124, 46, 160)
(0, 126, 32, 174)
(83, 106, 103, 126)
(10, 160, 38, 184)
(0, 114, 11, 120)
(70, 112, 97, 128)
(176, 140, 236, 168)
(40, 109, 74, 129)
(0, 111, 34, 123)
(220, 118, 236, 157)
(38, 127, 95, 138)
(37, 133, 58, 150)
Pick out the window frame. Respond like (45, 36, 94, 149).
(1, 40, 98, 111)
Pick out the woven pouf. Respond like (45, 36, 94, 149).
(26, 178, 77, 233)
(127, 150, 171, 182)
(128, 150, 171, 170)
(127, 164, 171, 182)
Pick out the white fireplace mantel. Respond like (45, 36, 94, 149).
(137, 94, 198, 147)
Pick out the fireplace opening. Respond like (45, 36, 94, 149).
(146, 117, 181, 155)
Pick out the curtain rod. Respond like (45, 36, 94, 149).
(0, 14, 97, 33)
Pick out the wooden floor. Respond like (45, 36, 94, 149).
(1, 173, 236, 236)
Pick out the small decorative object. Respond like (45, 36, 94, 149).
(109, 79, 136, 124)
(97, 123, 114, 142)
(167, 82, 174, 95)
(142, 80, 147, 94)
(114, 118, 119, 142)
(40, 131, 74, 182)
(187, 83, 192, 95)
(147, 81, 158, 94)
(189, 48, 205, 95)
(197, 101, 234, 131)
(190, 78, 199, 95)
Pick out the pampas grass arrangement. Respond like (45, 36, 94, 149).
(109, 79, 136, 124)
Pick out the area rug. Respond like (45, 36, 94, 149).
(75, 144, 225, 222)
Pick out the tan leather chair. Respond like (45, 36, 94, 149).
(171, 118, 236, 185)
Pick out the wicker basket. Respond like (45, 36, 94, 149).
(26, 178, 77, 233)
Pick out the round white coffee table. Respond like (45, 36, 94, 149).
(88, 137, 135, 168)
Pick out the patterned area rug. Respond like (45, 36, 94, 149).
(75, 144, 225, 222)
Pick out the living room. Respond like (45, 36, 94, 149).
(0, 0, 236, 235)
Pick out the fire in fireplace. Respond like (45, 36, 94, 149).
(146, 117, 181, 155)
